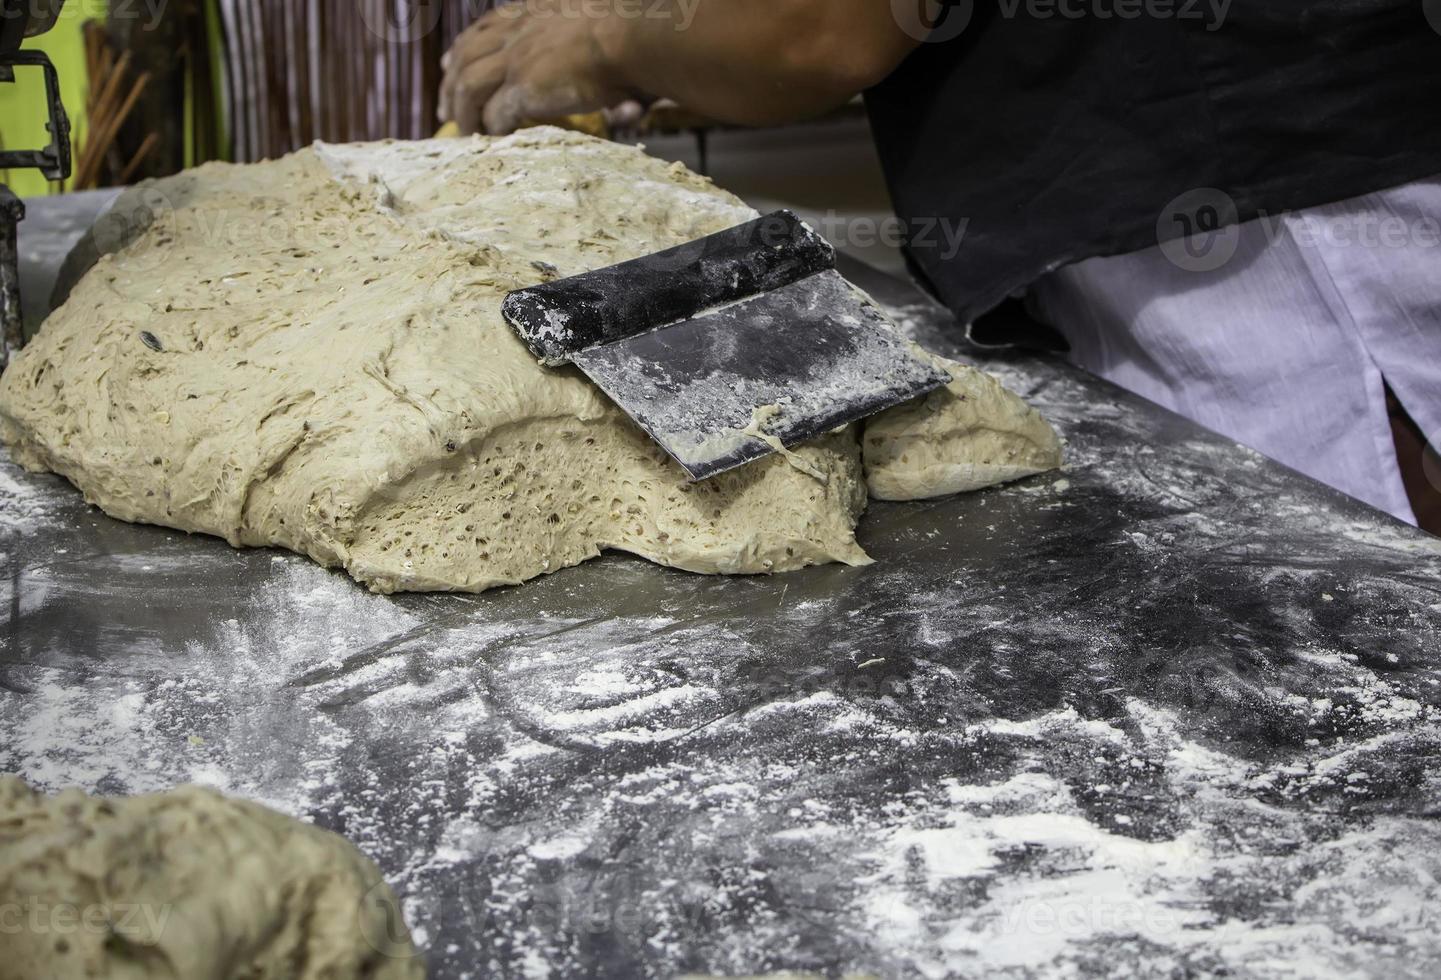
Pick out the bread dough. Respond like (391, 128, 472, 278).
(0, 776, 423, 980)
(0, 129, 1058, 593)
(0, 130, 868, 592)
(863, 349, 1063, 500)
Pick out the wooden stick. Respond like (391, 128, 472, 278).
(77, 55, 128, 188)
(96, 48, 128, 113)
(117, 132, 160, 185)
(85, 72, 152, 186)
(83, 23, 104, 110)
(76, 69, 151, 189)
(84, 48, 133, 137)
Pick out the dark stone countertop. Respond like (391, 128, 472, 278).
(2, 197, 1439, 978)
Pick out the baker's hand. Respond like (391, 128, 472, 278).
(439, 2, 633, 136)
(440, 0, 918, 133)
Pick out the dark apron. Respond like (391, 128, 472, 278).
(865, 0, 1441, 333)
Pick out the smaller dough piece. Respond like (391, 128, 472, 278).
(862, 350, 1063, 501)
(0, 777, 424, 980)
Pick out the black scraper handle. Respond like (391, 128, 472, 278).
(502, 210, 835, 365)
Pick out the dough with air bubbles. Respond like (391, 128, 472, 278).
(0, 130, 869, 592)
(0, 128, 1057, 593)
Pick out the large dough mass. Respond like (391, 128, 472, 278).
(0, 776, 423, 980)
(0, 130, 1059, 592)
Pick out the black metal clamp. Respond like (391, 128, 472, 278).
(0, 48, 73, 183)
(0, 16, 74, 369)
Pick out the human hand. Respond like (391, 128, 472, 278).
(438, 1, 633, 135)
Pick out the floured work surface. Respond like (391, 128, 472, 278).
(4, 216, 1441, 977)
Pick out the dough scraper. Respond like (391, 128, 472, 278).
(501, 209, 951, 481)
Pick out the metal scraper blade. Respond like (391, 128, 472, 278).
(502, 210, 950, 481)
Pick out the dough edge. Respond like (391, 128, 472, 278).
(862, 348, 1064, 501)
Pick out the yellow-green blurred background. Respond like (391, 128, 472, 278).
(0, 0, 104, 196)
